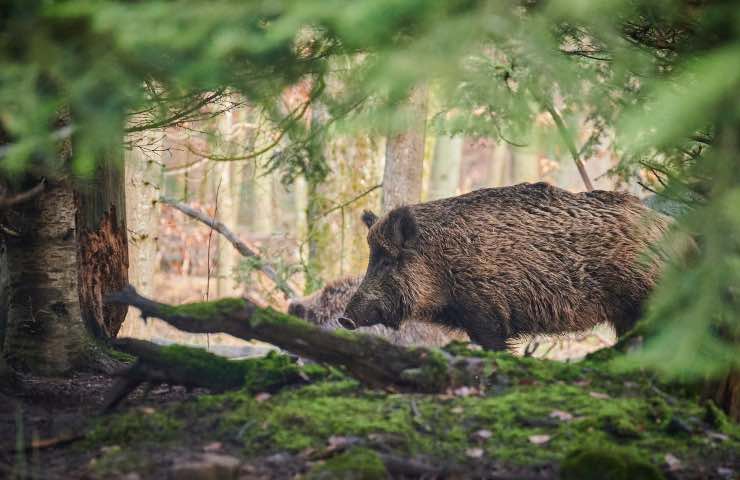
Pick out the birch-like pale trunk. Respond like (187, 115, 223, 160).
(120, 136, 162, 339)
(382, 86, 428, 213)
(427, 135, 463, 200)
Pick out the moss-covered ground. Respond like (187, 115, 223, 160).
(79, 343, 739, 479)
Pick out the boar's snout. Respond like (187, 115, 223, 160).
(337, 316, 357, 330)
(343, 297, 388, 330)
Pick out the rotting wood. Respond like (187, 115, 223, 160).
(77, 207, 129, 338)
(106, 286, 490, 393)
(160, 196, 298, 299)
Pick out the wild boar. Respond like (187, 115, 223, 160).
(342, 182, 670, 350)
(288, 276, 467, 347)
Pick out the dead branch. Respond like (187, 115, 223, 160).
(105, 286, 489, 393)
(541, 103, 594, 192)
(0, 178, 46, 209)
(159, 196, 298, 299)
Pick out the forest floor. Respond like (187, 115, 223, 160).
(1, 343, 738, 480)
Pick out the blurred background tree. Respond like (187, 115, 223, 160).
(0, 0, 737, 415)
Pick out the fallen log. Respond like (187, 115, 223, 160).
(102, 338, 321, 411)
(105, 286, 489, 393)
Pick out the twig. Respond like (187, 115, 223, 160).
(124, 90, 226, 133)
(318, 184, 382, 219)
(205, 180, 222, 302)
(523, 339, 540, 358)
(6, 433, 84, 454)
(0, 125, 75, 159)
(163, 158, 208, 176)
(160, 196, 298, 299)
(541, 103, 594, 192)
(0, 179, 46, 209)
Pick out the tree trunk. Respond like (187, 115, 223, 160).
(4, 180, 89, 374)
(382, 86, 427, 213)
(427, 135, 462, 200)
(76, 156, 129, 341)
(3, 156, 128, 375)
(707, 371, 740, 421)
(486, 142, 515, 187)
(120, 140, 161, 339)
(215, 164, 239, 298)
(305, 177, 328, 293)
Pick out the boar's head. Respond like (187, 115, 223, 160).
(342, 206, 440, 331)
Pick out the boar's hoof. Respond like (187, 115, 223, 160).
(338, 316, 358, 330)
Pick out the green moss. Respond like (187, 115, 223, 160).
(251, 307, 314, 329)
(88, 347, 740, 475)
(306, 448, 387, 480)
(160, 297, 247, 320)
(147, 346, 331, 393)
(154, 344, 251, 389)
(560, 447, 664, 480)
(85, 410, 182, 446)
(102, 345, 136, 364)
(89, 446, 152, 477)
(704, 400, 733, 434)
(401, 348, 450, 389)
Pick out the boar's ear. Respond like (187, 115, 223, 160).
(387, 206, 418, 252)
(361, 210, 379, 229)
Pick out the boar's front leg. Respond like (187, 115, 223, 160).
(465, 318, 510, 351)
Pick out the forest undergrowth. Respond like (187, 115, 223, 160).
(5, 342, 734, 480)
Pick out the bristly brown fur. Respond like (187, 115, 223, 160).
(345, 182, 671, 350)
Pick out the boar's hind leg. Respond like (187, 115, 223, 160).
(610, 302, 643, 338)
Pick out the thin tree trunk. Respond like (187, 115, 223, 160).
(485, 142, 515, 187)
(215, 164, 239, 298)
(382, 86, 428, 213)
(305, 177, 326, 293)
(427, 136, 462, 200)
(511, 150, 539, 184)
(120, 140, 161, 339)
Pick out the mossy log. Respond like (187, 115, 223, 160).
(103, 338, 322, 411)
(105, 286, 489, 393)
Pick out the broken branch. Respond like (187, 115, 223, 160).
(159, 196, 298, 299)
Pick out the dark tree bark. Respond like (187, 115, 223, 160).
(76, 156, 129, 339)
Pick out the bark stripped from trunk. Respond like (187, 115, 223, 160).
(75, 154, 129, 339)
(77, 206, 129, 339)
